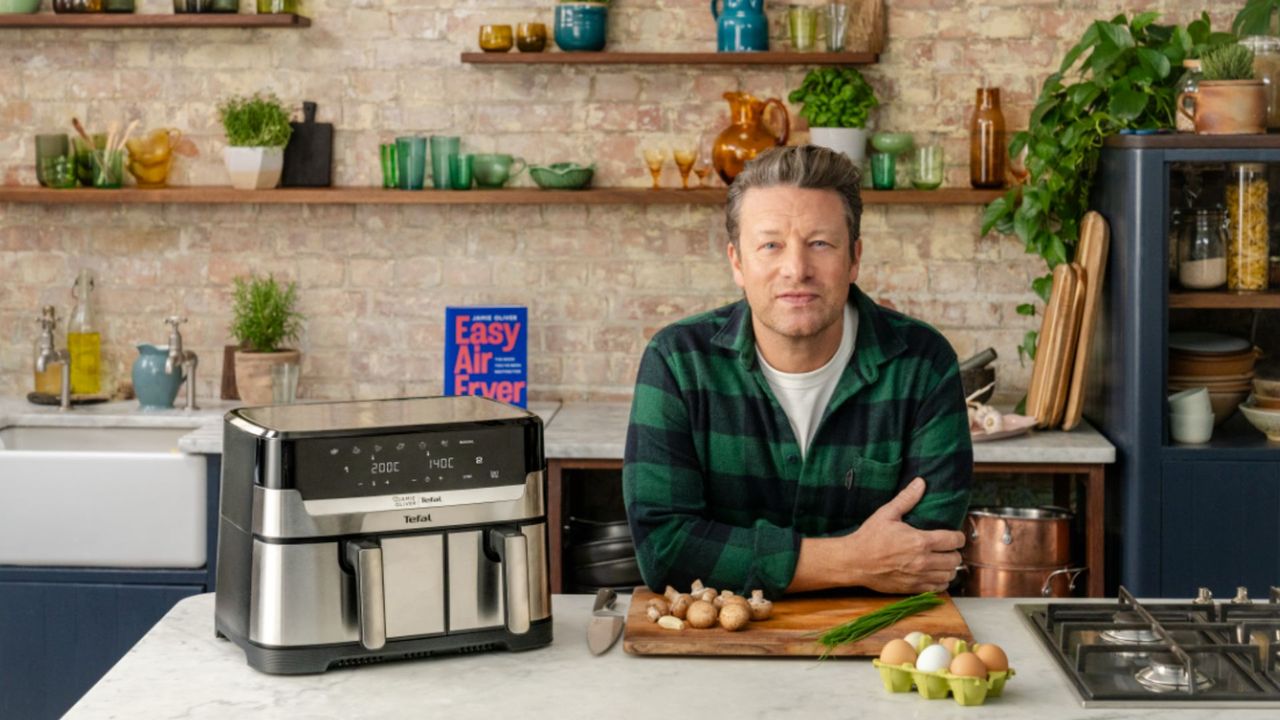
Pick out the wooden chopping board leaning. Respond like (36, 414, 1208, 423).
(1026, 211, 1111, 430)
(622, 588, 974, 657)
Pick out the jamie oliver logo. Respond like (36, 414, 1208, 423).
(403, 514, 434, 524)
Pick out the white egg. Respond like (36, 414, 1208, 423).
(903, 631, 930, 652)
(915, 643, 953, 673)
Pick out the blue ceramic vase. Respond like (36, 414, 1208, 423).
(711, 0, 769, 52)
(554, 3, 607, 52)
(132, 344, 183, 410)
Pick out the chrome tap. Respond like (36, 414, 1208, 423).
(35, 306, 72, 411)
(164, 316, 199, 411)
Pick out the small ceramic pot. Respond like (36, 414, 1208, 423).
(1178, 80, 1267, 135)
(809, 127, 867, 165)
(472, 154, 527, 188)
(554, 3, 607, 52)
(223, 146, 284, 190)
(132, 344, 184, 410)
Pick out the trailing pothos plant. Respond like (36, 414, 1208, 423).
(981, 12, 1233, 365)
(1234, 0, 1280, 36)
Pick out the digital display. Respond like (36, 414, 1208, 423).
(291, 425, 527, 501)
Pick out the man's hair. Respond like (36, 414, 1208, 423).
(725, 145, 864, 258)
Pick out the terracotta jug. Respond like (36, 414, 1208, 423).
(713, 92, 790, 184)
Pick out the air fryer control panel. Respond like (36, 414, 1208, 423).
(291, 424, 527, 500)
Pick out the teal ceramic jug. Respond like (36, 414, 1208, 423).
(711, 0, 768, 52)
(132, 344, 184, 409)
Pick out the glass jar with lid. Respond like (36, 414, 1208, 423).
(1226, 162, 1270, 291)
(1174, 59, 1202, 133)
(1241, 36, 1280, 130)
(1177, 208, 1228, 290)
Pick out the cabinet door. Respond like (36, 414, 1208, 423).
(0, 582, 201, 720)
(1161, 461, 1280, 598)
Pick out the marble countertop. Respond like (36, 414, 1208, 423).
(544, 402, 1117, 465)
(65, 593, 1270, 719)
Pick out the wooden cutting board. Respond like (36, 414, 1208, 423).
(1047, 262, 1087, 427)
(622, 588, 974, 657)
(1027, 263, 1081, 428)
(1062, 212, 1110, 431)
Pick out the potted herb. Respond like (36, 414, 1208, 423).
(788, 67, 878, 165)
(1182, 43, 1267, 134)
(230, 273, 304, 405)
(218, 93, 293, 190)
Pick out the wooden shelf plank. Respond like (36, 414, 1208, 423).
(1105, 133, 1280, 149)
(460, 51, 877, 66)
(0, 13, 310, 29)
(1168, 290, 1280, 310)
(0, 186, 1003, 206)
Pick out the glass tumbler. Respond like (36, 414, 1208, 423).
(92, 150, 124, 189)
(788, 5, 818, 51)
(823, 3, 850, 52)
(870, 152, 896, 190)
(912, 145, 944, 190)
(379, 143, 399, 189)
(395, 136, 427, 190)
(430, 135, 460, 190)
(271, 362, 299, 404)
(450, 154, 474, 190)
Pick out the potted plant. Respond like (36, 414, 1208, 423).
(218, 93, 293, 190)
(230, 273, 304, 405)
(1180, 43, 1267, 134)
(788, 67, 879, 165)
(554, 0, 609, 52)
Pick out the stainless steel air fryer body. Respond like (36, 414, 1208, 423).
(214, 395, 552, 674)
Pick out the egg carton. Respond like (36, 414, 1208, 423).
(870, 661, 1016, 706)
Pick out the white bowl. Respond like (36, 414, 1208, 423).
(1168, 387, 1211, 416)
(1169, 412, 1214, 444)
(1239, 399, 1280, 443)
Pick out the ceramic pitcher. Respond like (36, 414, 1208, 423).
(132, 344, 183, 410)
(711, 0, 768, 52)
(712, 92, 791, 183)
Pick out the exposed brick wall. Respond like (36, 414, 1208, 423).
(0, 1, 1236, 402)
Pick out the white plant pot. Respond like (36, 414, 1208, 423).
(223, 146, 285, 190)
(809, 127, 867, 166)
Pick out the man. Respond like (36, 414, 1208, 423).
(623, 145, 971, 599)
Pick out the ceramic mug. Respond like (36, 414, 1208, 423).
(472, 153, 527, 188)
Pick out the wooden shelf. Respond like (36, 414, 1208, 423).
(1106, 132, 1280, 149)
(0, 186, 1004, 206)
(0, 13, 310, 29)
(1168, 290, 1280, 310)
(460, 51, 877, 66)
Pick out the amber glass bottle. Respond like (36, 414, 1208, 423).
(969, 87, 1006, 189)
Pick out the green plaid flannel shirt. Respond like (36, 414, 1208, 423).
(623, 284, 973, 598)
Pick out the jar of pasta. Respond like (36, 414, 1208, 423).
(1226, 162, 1270, 291)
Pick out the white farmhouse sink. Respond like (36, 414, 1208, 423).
(0, 425, 207, 568)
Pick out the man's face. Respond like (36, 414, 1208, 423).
(728, 186, 860, 342)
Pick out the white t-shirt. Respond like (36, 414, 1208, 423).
(756, 304, 858, 458)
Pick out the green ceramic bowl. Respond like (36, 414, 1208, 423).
(0, 0, 41, 11)
(529, 162, 594, 190)
(871, 132, 914, 155)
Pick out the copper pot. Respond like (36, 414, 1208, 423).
(1178, 80, 1267, 135)
(961, 561, 1087, 598)
(962, 506, 1072, 567)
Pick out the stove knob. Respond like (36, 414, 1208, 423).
(1193, 587, 1213, 605)
(1232, 586, 1252, 605)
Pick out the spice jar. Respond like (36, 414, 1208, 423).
(1177, 209, 1228, 290)
(1174, 60, 1202, 133)
(1241, 36, 1280, 130)
(1226, 162, 1270, 291)
(969, 87, 1005, 188)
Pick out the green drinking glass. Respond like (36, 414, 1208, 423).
(74, 134, 106, 187)
(450, 154, 474, 190)
(92, 150, 124, 189)
(396, 136, 427, 190)
(40, 155, 78, 189)
(870, 152, 896, 190)
(429, 135, 460, 190)
(788, 5, 818, 51)
(35, 134, 70, 188)
(257, 0, 295, 13)
(379, 143, 399, 189)
(912, 145, 944, 190)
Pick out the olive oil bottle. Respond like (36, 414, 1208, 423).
(67, 269, 102, 395)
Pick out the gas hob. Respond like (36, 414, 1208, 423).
(1018, 586, 1280, 708)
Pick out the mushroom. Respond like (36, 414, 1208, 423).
(686, 600, 718, 629)
(748, 589, 773, 621)
(669, 593, 693, 620)
(646, 605, 664, 623)
(718, 602, 750, 631)
(689, 579, 718, 603)
(647, 598, 670, 616)
(664, 585, 680, 603)
(715, 590, 749, 610)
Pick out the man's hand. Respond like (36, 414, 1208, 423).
(844, 477, 965, 593)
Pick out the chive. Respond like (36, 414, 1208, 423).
(814, 592, 944, 658)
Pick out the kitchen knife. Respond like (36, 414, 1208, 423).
(587, 588, 624, 655)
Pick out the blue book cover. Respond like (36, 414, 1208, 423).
(444, 306, 528, 408)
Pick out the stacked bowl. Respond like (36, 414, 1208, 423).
(1168, 332, 1259, 427)
(1241, 363, 1280, 442)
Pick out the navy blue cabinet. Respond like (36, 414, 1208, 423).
(1087, 135, 1280, 598)
(0, 580, 201, 719)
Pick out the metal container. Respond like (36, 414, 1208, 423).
(962, 561, 1086, 598)
(962, 506, 1073, 567)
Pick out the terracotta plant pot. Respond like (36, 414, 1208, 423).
(1178, 80, 1267, 135)
(234, 348, 300, 405)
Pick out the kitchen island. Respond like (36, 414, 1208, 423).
(65, 593, 1274, 719)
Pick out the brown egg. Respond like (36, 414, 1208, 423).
(974, 642, 1009, 673)
(949, 652, 988, 678)
(938, 636, 962, 654)
(878, 638, 918, 666)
